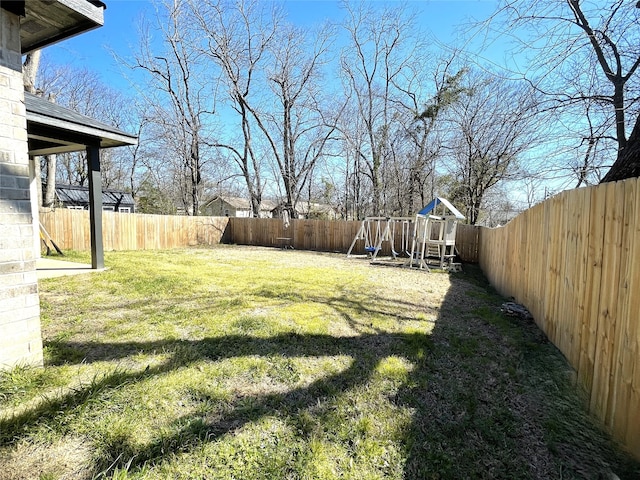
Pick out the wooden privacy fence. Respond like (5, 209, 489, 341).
(478, 178, 640, 459)
(39, 210, 480, 262)
(225, 217, 480, 261)
(455, 224, 480, 262)
(226, 217, 360, 253)
(40, 209, 229, 251)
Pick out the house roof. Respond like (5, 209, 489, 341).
(18, 0, 106, 54)
(55, 184, 135, 207)
(25, 92, 138, 155)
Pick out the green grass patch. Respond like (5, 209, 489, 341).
(1, 247, 637, 479)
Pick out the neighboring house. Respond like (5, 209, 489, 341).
(201, 195, 339, 220)
(201, 196, 277, 218)
(54, 184, 135, 213)
(272, 201, 340, 220)
(295, 201, 339, 220)
(0, 1, 137, 370)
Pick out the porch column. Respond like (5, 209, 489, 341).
(0, 6, 43, 369)
(87, 144, 104, 269)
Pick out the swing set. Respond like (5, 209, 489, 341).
(346, 198, 465, 272)
(346, 217, 414, 260)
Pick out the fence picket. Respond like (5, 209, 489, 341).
(589, 182, 623, 422)
(607, 180, 636, 439)
(577, 185, 607, 397)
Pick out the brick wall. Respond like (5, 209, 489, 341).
(0, 8, 43, 369)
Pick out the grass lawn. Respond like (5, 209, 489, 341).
(1, 246, 638, 480)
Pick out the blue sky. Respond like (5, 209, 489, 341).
(42, 0, 502, 92)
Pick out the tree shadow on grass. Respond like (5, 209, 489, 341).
(3, 332, 422, 476)
(4, 265, 640, 479)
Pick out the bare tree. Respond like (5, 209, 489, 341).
(115, 106, 151, 199)
(189, 0, 277, 217)
(257, 22, 341, 217)
(482, 0, 640, 183)
(133, 0, 215, 215)
(570, 103, 610, 187)
(41, 67, 132, 189)
(192, 0, 341, 217)
(446, 71, 539, 225)
(604, 116, 640, 181)
(335, 104, 370, 219)
(22, 51, 54, 208)
(339, 2, 423, 216)
(341, 2, 409, 215)
(390, 59, 467, 214)
(26, 56, 141, 205)
(22, 50, 40, 94)
(23, 51, 42, 208)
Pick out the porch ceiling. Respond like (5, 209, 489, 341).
(19, 0, 106, 54)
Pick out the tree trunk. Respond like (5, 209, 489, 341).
(33, 157, 43, 208)
(22, 50, 41, 94)
(249, 191, 261, 218)
(43, 155, 57, 207)
(601, 115, 640, 183)
(41, 92, 58, 208)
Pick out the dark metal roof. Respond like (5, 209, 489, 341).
(19, 0, 105, 54)
(25, 92, 138, 155)
(55, 184, 135, 207)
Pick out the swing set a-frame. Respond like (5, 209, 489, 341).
(346, 216, 413, 260)
(346, 198, 465, 272)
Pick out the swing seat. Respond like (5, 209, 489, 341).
(364, 246, 376, 253)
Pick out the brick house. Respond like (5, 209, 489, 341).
(0, 1, 136, 370)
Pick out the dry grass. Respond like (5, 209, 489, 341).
(0, 436, 92, 480)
